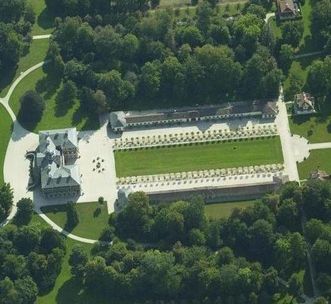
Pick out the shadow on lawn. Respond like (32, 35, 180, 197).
(37, 8, 55, 32)
(56, 278, 115, 304)
(72, 106, 100, 131)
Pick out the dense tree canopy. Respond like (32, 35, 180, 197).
(43, 2, 283, 115)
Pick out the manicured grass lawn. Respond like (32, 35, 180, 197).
(204, 200, 256, 219)
(41, 202, 109, 240)
(0, 39, 49, 98)
(289, 102, 331, 143)
(28, 0, 54, 35)
(0, 105, 13, 185)
(298, 0, 314, 53)
(10, 67, 99, 132)
(115, 137, 283, 177)
(298, 148, 331, 179)
(269, 17, 282, 40)
(289, 114, 331, 143)
(160, 0, 191, 7)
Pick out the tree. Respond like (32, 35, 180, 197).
(92, 90, 109, 114)
(1, 254, 26, 280)
(305, 219, 331, 244)
(313, 297, 329, 304)
(151, 0, 160, 8)
(233, 14, 264, 55)
(196, 2, 213, 33)
(56, 80, 77, 109)
(306, 57, 331, 97)
(98, 70, 135, 108)
(176, 25, 204, 47)
(40, 228, 65, 254)
(312, 0, 331, 47)
(0, 0, 26, 23)
(14, 225, 41, 255)
(14, 198, 33, 226)
(15, 276, 38, 304)
(278, 44, 294, 73)
(277, 199, 299, 230)
(312, 239, 331, 272)
(136, 250, 181, 298)
(18, 91, 45, 127)
(153, 208, 185, 244)
(66, 202, 79, 229)
(139, 61, 161, 99)
(69, 245, 88, 278)
(284, 72, 304, 101)
(0, 23, 22, 72)
(288, 272, 303, 300)
(0, 183, 13, 221)
(281, 21, 304, 48)
(246, 4, 266, 19)
(115, 192, 152, 240)
(218, 247, 235, 265)
(243, 47, 282, 98)
(248, 219, 274, 264)
(0, 277, 20, 304)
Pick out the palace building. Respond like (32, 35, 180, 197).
(33, 128, 81, 198)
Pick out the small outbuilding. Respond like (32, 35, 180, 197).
(277, 0, 300, 21)
(310, 169, 330, 181)
(294, 92, 316, 115)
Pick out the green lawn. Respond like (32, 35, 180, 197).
(115, 137, 283, 177)
(269, 17, 282, 40)
(0, 105, 13, 185)
(298, 149, 331, 179)
(204, 200, 256, 219)
(298, 0, 314, 53)
(289, 102, 331, 143)
(160, 0, 191, 7)
(28, 0, 55, 35)
(0, 39, 49, 98)
(41, 202, 109, 240)
(9, 67, 99, 132)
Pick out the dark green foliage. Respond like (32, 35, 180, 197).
(306, 56, 331, 98)
(44, 5, 283, 115)
(0, 223, 65, 298)
(0, 23, 22, 72)
(75, 180, 331, 302)
(0, 183, 13, 222)
(281, 20, 304, 48)
(14, 198, 33, 226)
(15, 276, 38, 304)
(66, 202, 79, 229)
(69, 245, 88, 279)
(18, 91, 45, 128)
(40, 227, 65, 254)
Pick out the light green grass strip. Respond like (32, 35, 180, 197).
(115, 137, 283, 177)
(0, 105, 13, 185)
(204, 200, 256, 219)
